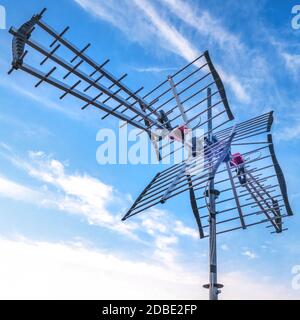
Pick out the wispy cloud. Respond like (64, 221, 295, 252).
(74, 0, 249, 103)
(133, 0, 249, 103)
(73, 0, 156, 46)
(0, 145, 200, 264)
(281, 52, 300, 76)
(0, 113, 53, 140)
(221, 244, 229, 251)
(0, 76, 84, 121)
(275, 120, 300, 141)
(159, 0, 250, 103)
(174, 220, 198, 239)
(0, 236, 201, 299)
(132, 0, 199, 62)
(162, 0, 243, 52)
(242, 250, 258, 259)
(0, 55, 97, 123)
(134, 66, 177, 73)
(0, 146, 137, 238)
(0, 236, 296, 299)
(268, 37, 300, 78)
(218, 68, 250, 104)
(0, 176, 42, 203)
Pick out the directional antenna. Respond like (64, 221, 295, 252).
(122, 110, 293, 300)
(8, 9, 294, 301)
(8, 8, 234, 161)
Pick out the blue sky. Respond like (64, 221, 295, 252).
(0, 0, 299, 299)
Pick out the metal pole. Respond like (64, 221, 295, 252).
(208, 180, 218, 300)
(206, 87, 221, 300)
(168, 76, 189, 125)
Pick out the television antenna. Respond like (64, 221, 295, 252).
(8, 8, 294, 300)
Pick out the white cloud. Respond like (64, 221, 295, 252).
(221, 244, 229, 251)
(220, 271, 296, 300)
(1, 148, 296, 300)
(269, 38, 300, 78)
(134, 66, 177, 73)
(218, 68, 250, 104)
(280, 52, 300, 76)
(74, 0, 156, 46)
(0, 176, 42, 203)
(133, 0, 249, 103)
(74, 0, 249, 103)
(0, 113, 52, 140)
(0, 145, 200, 254)
(0, 236, 201, 300)
(275, 121, 300, 141)
(0, 236, 296, 300)
(0, 142, 13, 152)
(0, 157, 194, 267)
(162, 0, 243, 52)
(142, 216, 168, 235)
(0, 77, 82, 121)
(0, 147, 138, 237)
(174, 220, 198, 239)
(242, 250, 258, 259)
(153, 235, 178, 266)
(133, 0, 199, 62)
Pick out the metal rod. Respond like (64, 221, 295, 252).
(197, 173, 266, 203)
(134, 75, 214, 133)
(231, 141, 270, 146)
(159, 117, 232, 160)
(50, 26, 69, 47)
(246, 177, 280, 221)
(99, 73, 128, 104)
(201, 194, 282, 219)
(14, 33, 161, 127)
(201, 206, 286, 230)
(154, 71, 211, 117)
(158, 159, 273, 207)
(225, 162, 246, 229)
(215, 116, 270, 139)
(101, 86, 144, 119)
(233, 130, 272, 143)
(152, 137, 231, 189)
(168, 76, 189, 125)
(187, 174, 205, 239)
(70, 43, 91, 63)
(122, 172, 161, 220)
(217, 121, 270, 142)
(40, 44, 60, 65)
(160, 165, 188, 203)
(207, 87, 220, 300)
(245, 182, 280, 232)
(142, 143, 230, 201)
(168, 89, 219, 124)
(199, 184, 278, 209)
(215, 112, 271, 138)
(159, 99, 226, 152)
(19, 63, 150, 132)
(140, 146, 272, 207)
(127, 61, 209, 124)
(36, 19, 158, 115)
